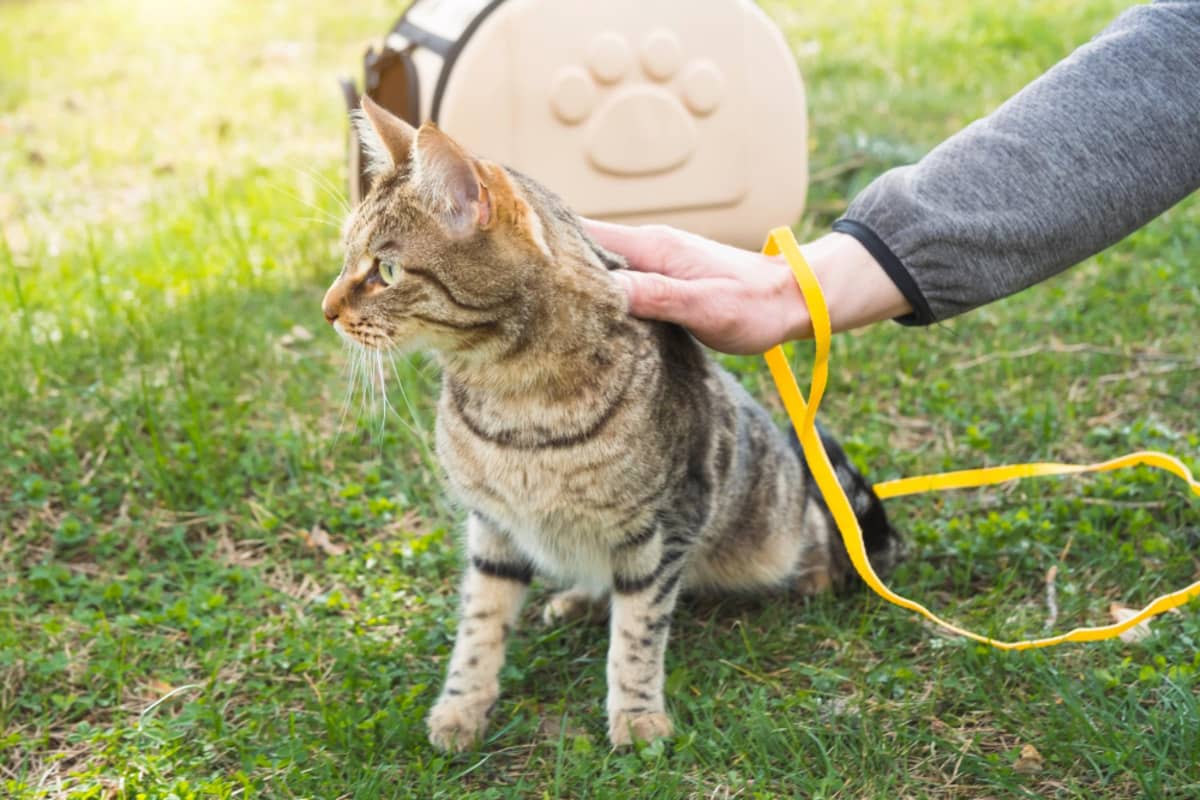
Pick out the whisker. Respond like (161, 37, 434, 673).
(385, 347, 439, 469)
(327, 330, 439, 470)
(387, 349, 422, 423)
(362, 340, 376, 431)
(331, 338, 359, 450)
(289, 164, 353, 216)
(301, 202, 347, 229)
(375, 349, 390, 439)
(359, 341, 373, 429)
(267, 179, 348, 231)
(294, 215, 344, 231)
(376, 347, 430, 444)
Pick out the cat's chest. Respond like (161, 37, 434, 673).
(437, 419, 635, 527)
(435, 405, 657, 581)
(446, 445, 621, 581)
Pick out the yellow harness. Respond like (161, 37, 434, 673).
(761, 226, 1200, 649)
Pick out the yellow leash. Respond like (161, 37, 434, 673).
(761, 226, 1200, 650)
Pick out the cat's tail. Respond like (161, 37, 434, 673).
(791, 425, 904, 591)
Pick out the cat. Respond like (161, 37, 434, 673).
(323, 95, 900, 751)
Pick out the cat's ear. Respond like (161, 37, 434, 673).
(353, 95, 416, 175)
(413, 122, 492, 237)
(474, 160, 550, 256)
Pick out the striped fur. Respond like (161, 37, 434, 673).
(327, 104, 900, 751)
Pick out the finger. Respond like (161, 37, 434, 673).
(581, 220, 691, 277)
(612, 270, 705, 325)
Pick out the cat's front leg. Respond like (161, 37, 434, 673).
(605, 521, 685, 746)
(428, 512, 531, 752)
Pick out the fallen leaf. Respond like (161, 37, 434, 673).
(278, 324, 315, 348)
(301, 525, 347, 557)
(288, 323, 314, 342)
(276, 323, 314, 347)
(1013, 743, 1044, 774)
(99, 777, 122, 800)
(1109, 603, 1152, 643)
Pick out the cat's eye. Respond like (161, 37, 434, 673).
(377, 259, 399, 286)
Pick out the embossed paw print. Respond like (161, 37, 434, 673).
(549, 29, 725, 176)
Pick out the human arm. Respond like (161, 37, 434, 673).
(839, 0, 1200, 324)
(594, 1, 1200, 348)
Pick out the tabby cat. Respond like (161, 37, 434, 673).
(323, 96, 900, 751)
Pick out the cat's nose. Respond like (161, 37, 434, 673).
(322, 283, 343, 325)
(321, 299, 339, 324)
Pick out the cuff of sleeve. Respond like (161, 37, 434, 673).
(831, 218, 935, 326)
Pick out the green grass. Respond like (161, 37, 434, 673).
(3, 0, 1198, 797)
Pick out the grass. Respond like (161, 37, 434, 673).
(2, 0, 1198, 797)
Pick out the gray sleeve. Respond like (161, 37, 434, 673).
(833, 1, 1200, 325)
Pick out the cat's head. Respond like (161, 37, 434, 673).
(323, 97, 576, 356)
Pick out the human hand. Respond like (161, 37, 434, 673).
(584, 221, 808, 354)
(584, 221, 912, 354)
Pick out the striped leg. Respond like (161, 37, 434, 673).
(606, 523, 686, 746)
(427, 513, 531, 752)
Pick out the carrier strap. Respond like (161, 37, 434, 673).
(394, 18, 456, 58)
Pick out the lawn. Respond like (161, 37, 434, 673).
(2, 0, 1198, 797)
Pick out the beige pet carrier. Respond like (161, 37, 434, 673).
(341, 0, 809, 249)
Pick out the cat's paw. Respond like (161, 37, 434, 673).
(427, 695, 494, 753)
(541, 588, 608, 626)
(607, 710, 674, 747)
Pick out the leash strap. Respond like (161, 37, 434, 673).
(760, 226, 1200, 650)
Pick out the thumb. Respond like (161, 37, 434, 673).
(611, 270, 697, 324)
